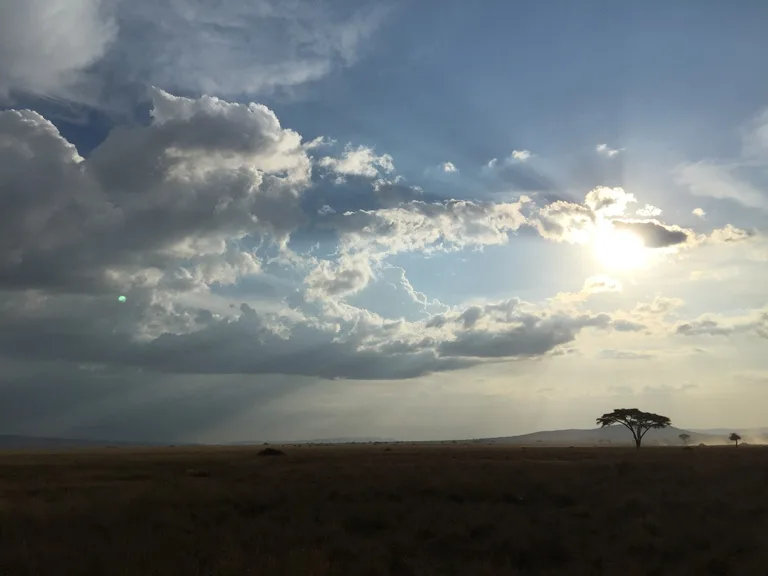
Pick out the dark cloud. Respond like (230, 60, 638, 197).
(612, 319, 647, 332)
(612, 220, 691, 248)
(676, 311, 768, 338)
(436, 313, 611, 358)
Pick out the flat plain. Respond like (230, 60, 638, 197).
(1, 444, 767, 575)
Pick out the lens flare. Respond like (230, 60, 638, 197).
(593, 227, 648, 271)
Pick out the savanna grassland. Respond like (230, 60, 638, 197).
(1, 444, 767, 575)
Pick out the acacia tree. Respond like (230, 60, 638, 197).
(596, 408, 672, 449)
(679, 433, 691, 446)
(729, 432, 741, 447)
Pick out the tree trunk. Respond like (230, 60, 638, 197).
(635, 437, 641, 449)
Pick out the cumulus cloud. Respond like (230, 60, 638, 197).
(304, 136, 337, 150)
(0, 282, 647, 381)
(532, 200, 595, 244)
(0, 0, 116, 100)
(389, 299, 636, 360)
(676, 308, 768, 339)
(0, 89, 312, 294)
(531, 187, 640, 244)
(440, 161, 458, 173)
(584, 186, 637, 217)
(0, 86, 761, 389)
(370, 178, 425, 207)
(318, 144, 395, 179)
(596, 143, 622, 157)
(528, 186, 700, 255)
(611, 220, 691, 248)
(0, 1, 386, 107)
(703, 224, 755, 244)
(634, 296, 684, 317)
(304, 254, 374, 300)
(305, 197, 531, 299)
(636, 204, 662, 217)
(332, 198, 531, 257)
(692, 207, 706, 218)
(509, 150, 531, 162)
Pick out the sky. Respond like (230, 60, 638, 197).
(1, 0, 767, 443)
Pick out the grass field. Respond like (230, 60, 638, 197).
(1, 444, 767, 575)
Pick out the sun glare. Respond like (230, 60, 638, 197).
(594, 227, 648, 271)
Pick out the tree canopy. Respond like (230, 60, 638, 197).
(596, 408, 671, 449)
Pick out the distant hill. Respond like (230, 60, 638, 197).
(479, 426, 733, 446)
(0, 435, 177, 451)
(690, 427, 768, 441)
(3, 428, 766, 451)
(229, 437, 399, 445)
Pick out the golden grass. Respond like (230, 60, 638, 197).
(1, 444, 766, 575)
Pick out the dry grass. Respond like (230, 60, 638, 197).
(1, 444, 767, 575)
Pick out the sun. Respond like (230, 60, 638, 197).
(593, 226, 648, 270)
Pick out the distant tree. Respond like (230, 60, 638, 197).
(596, 408, 672, 449)
(729, 432, 742, 447)
(679, 433, 691, 446)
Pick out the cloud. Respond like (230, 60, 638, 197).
(634, 296, 684, 317)
(509, 150, 531, 162)
(331, 197, 531, 258)
(583, 275, 623, 294)
(674, 161, 768, 210)
(599, 350, 654, 360)
(0, 1, 387, 107)
(584, 186, 637, 217)
(306, 197, 531, 298)
(611, 220, 691, 248)
(611, 319, 647, 332)
(304, 136, 337, 150)
(371, 178, 425, 207)
(304, 254, 374, 299)
(318, 144, 395, 178)
(596, 143, 622, 157)
(552, 275, 622, 304)
(703, 224, 755, 244)
(532, 200, 595, 244)
(531, 187, 642, 244)
(0, 282, 645, 381)
(675, 308, 768, 339)
(0, 89, 313, 294)
(0, 0, 117, 100)
(636, 204, 662, 218)
(392, 300, 635, 360)
(692, 207, 706, 218)
(479, 153, 554, 192)
(439, 161, 458, 173)
(0, 295, 475, 380)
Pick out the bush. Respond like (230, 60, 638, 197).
(258, 447, 286, 457)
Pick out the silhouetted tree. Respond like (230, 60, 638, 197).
(596, 408, 671, 449)
(729, 432, 741, 447)
(679, 433, 691, 446)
